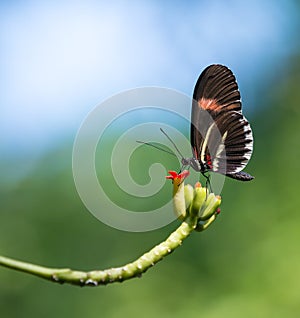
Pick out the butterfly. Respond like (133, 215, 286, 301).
(181, 64, 254, 181)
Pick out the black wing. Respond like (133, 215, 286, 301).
(190, 64, 254, 180)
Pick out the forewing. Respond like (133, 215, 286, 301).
(191, 64, 242, 155)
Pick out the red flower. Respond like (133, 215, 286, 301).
(166, 170, 190, 180)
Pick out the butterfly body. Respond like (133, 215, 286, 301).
(186, 64, 254, 181)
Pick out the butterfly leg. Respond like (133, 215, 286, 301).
(202, 171, 212, 198)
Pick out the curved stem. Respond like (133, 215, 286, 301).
(0, 216, 198, 287)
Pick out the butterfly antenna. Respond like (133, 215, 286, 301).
(159, 128, 185, 160)
(136, 140, 177, 157)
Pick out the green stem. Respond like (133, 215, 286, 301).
(0, 216, 198, 287)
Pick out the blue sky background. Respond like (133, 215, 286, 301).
(0, 1, 299, 167)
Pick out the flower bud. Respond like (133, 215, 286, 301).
(184, 184, 194, 210)
(189, 186, 206, 217)
(198, 193, 221, 221)
(166, 170, 190, 219)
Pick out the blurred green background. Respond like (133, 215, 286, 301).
(1, 1, 300, 317)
